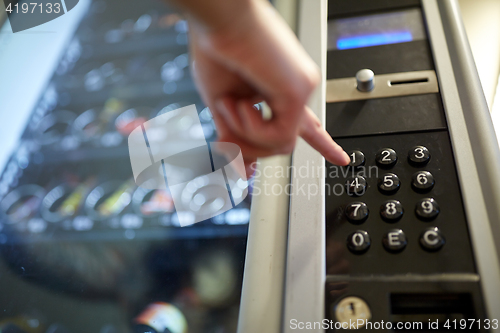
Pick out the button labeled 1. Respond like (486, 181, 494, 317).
(347, 150, 365, 168)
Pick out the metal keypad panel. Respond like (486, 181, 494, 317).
(325, 131, 476, 275)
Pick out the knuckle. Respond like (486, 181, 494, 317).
(303, 66, 320, 91)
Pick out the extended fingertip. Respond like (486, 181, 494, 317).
(340, 150, 351, 166)
(325, 147, 350, 166)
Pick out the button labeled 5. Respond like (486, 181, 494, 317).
(378, 173, 400, 194)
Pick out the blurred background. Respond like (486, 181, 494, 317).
(0, 0, 251, 332)
(0, 0, 499, 332)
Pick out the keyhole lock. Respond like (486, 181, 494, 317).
(334, 296, 372, 328)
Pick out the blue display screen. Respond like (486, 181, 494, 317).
(336, 31, 413, 50)
(328, 8, 425, 51)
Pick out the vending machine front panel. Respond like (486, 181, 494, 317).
(282, 0, 500, 332)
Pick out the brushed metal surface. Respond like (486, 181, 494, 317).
(326, 70, 439, 103)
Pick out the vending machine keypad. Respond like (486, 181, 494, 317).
(324, 2, 487, 327)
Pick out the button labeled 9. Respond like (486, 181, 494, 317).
(415, 198, 440, 220)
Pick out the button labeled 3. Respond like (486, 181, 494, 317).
(408, 145, 431, 166)
(347, 150, 365, 168)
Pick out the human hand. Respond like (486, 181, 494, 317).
(179, 0, 350, 176)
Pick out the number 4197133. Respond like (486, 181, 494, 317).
(443, 319, 498, 330)
(5, 2, 61, 14)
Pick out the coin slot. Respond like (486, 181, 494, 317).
(389, 78, 429, 86)
(390, 293, 478, 332)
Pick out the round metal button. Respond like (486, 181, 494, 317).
(383, 229, 407, 252)
(376, 148, 397, 168)
(347, 150, 365, 168)
(380, 200, 404, 222)
(408, 145, 431, 166)
(347, 230, 371, 254)
(356, 69, 375, 92)
(378, 173, 401, 194)
(412, 171, 435, 192)
(345, 176, 367, 196)
(345, 202, 369, 223)
(420, 227, 445, 251)
(415, 198, 440, 220)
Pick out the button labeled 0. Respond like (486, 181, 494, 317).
(347, 230, 371, 254)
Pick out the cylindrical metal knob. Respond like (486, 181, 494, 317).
(356, 69, 375, 92)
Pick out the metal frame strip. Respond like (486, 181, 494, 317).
(422, 0, 500, 324)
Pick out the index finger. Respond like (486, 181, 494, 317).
(298, 106, 350, 166)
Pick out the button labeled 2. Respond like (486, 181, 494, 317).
(376, 148, 397, 168)
(347, 150, 365, 168)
